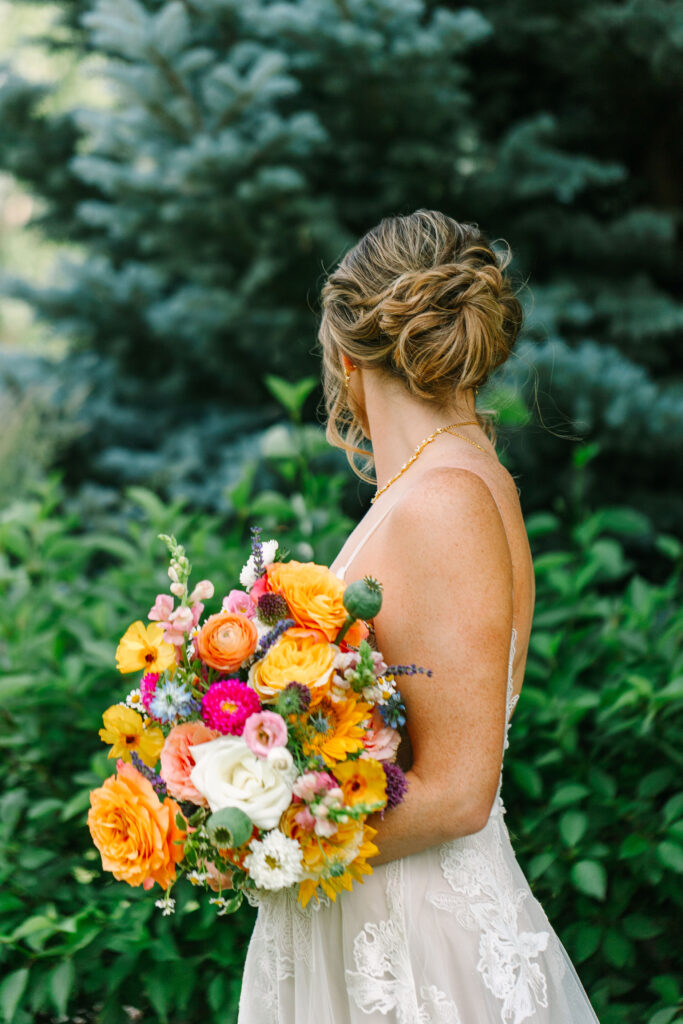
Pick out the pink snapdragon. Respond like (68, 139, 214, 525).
(222, 589, 256, 618)
(190, 579, 215, 603)
(243, 710, 288, 758)
(149, 593, 174, 623)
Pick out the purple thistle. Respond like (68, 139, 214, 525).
(282, 679, 313, 712)
(131, 752, 168, 798)
(255, 618, 295, 659)
(257, 592, 291, 626)
(250, 526, 265, 578)
(382, 762, 408, 812)
(384, 663, 433, 678)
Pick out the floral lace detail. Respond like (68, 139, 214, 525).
(239, 883, 332, 1019)
(346, 860, 462, 1023)
(424, 626, 551, 1024)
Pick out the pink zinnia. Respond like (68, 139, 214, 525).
(140, 672, 160, 713)
(201, 678, 261, 735)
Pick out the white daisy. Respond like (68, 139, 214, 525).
(243, 830, 304, 891)
(124, 688, 144, 711)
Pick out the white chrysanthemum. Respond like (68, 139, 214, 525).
(243, 829, 304, 891)
(239, 539, 279, 590)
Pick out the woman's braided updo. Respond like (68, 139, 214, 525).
(318, 209, 524, 483)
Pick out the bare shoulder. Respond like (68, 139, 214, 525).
(388, 465, 512, 570)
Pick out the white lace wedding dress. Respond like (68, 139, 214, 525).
(237, 503, 601, 1023)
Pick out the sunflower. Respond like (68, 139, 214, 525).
(300, 693, 372, 766)
(115, 621, 176, 675)
(297, 822, 379, 908)
(99, 704, 165, 767)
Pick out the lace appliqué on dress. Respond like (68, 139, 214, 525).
(426, 629, 551, 1024)
(346, 851, 462, 1023)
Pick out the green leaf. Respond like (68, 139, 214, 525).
(559, 811, 588, 847)
(528, 852, 555, 881)
(0, 968, 29, 1023)
(656, 841, 683, 874)
(603, 928, 632, 968)
(570, 860, 607, 900)
(550, 784, 590, 808)
(647, 1009, 679, 1024)
(264, 375, 318, 421)
(60, 789, 93, 822)
(623, 914, 663, 940)
(509, 761, 543, 799)
(619, 834, 650, 859)
(571, 924, 602, 963)
(49, 960, 75, 1018)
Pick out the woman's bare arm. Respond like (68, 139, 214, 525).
(362, 466, 514, 865)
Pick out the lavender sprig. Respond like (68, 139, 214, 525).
(131, 752, 168, 798)
(250, 525, 265, 578)
(254, 618, 295, 660)
(384, 663, 433, 678)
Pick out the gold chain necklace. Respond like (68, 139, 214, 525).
(371, 421, 487, 505)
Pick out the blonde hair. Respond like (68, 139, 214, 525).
(318, 209, 524, 483)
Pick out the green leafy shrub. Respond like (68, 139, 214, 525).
(0, 415, 681, 1022)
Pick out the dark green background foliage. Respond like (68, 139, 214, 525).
(1, 409, 682, 1024)
(1, 0, 682, 1022)
(1, 0, 682, 528)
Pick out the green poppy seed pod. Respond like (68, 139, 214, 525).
(206, 806, 253, 849)
(343, 576, 384, 621)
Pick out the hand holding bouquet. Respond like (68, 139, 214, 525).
(88, 529, 425, 916)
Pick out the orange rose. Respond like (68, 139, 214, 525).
(267, 561, 368, 646)
(248, 627, 335, 705)
(88, 760, 186, 890)
(197, 611, 258, 671)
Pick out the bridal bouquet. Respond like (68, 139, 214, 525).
(88, 529, 417, 915)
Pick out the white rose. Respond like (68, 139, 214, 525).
(189, 735, 296, 831)
(239, 539, 279, 590)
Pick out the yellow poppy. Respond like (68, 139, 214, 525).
(301, 694, 372, 766)
(115, 621, 176, 674)
(333, 758, 387, 811)
(99, 705, 165, 767)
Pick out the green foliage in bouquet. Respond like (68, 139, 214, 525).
(0, 426, 681, 1022)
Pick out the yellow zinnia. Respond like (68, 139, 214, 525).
(115, 621, 176, 674)
(301, 693, 372, 766)
(99, 705, 165, 767)
(333, 758, 387, 812)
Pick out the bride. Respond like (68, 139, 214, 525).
(237, 209, 600, 1023)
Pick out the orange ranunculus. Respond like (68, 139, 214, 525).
(266, 561, 368, 646)
(197, 611, 258, 671)
(248, 627, 335, 705)
(88, 760, 186, 890)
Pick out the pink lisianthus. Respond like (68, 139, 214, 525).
(360, 707, 401, 762)
(292, 770, 337, 804)
(159, 721, 220, 805)
(242, 710, 288, 758)
(222, 589, 256, 618)
(293, 806, 317, 831)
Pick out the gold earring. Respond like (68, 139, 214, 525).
(343, 364, 354, 388)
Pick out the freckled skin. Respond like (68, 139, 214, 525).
(331, 362, 534, 866)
